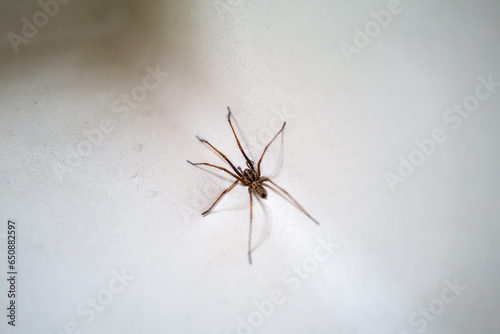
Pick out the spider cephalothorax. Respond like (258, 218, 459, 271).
(236, 162, 267, 199)
(187, 107, 319, 264)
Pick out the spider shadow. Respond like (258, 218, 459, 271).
(227, 115, 287, 254)
(205, 188, 272, 258)
(252, 193, 272, 252)
(190, 164, 235, 183)
(262, 182, 303, 217)
(207, 192, 248, 216)
(230, 112, 286, 176)
(191, 112, 292, 260)
(263, 128, 286, 179)
(195, 110, 287, 179)
(230, 113, 253, 165)
(197, 140, 242, 171)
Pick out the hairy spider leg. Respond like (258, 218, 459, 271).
(187, 161, 241, 180)
(248, 187, 253, 265)
(257, 122, 286, 176)
(262, 178, 319, 225)
(201, 179, 240, 216)
(196, 136, 242, 177)
(227, 107, 254, 169)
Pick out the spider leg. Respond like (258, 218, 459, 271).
(196, 136, 242, 177)
(257, 122, 286, 175)
(248, 186, 253, 265)
(261, 178, 319, 225)
(187, 161, 241, 180)
(201, 179, 240, 216)
(227, 107, 254, 168)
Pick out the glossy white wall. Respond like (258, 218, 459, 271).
(0, 1, 499, 333)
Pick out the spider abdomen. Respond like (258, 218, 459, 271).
(252, 182, 268, 199)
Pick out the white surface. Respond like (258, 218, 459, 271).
(1, 1, 499, 333)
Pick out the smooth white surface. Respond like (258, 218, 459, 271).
(1, 1, 499, 333)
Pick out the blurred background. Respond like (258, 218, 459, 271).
(0, 0, 499, 333)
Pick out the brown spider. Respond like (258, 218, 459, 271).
(187, 107, 319, 264)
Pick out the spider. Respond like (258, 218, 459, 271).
(187, 107, 319, 264)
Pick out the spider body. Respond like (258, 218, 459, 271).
(237, 162, 267, 198)
(187, 107, 318, 264)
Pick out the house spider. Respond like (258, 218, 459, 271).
(187, 107, 319, 264)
